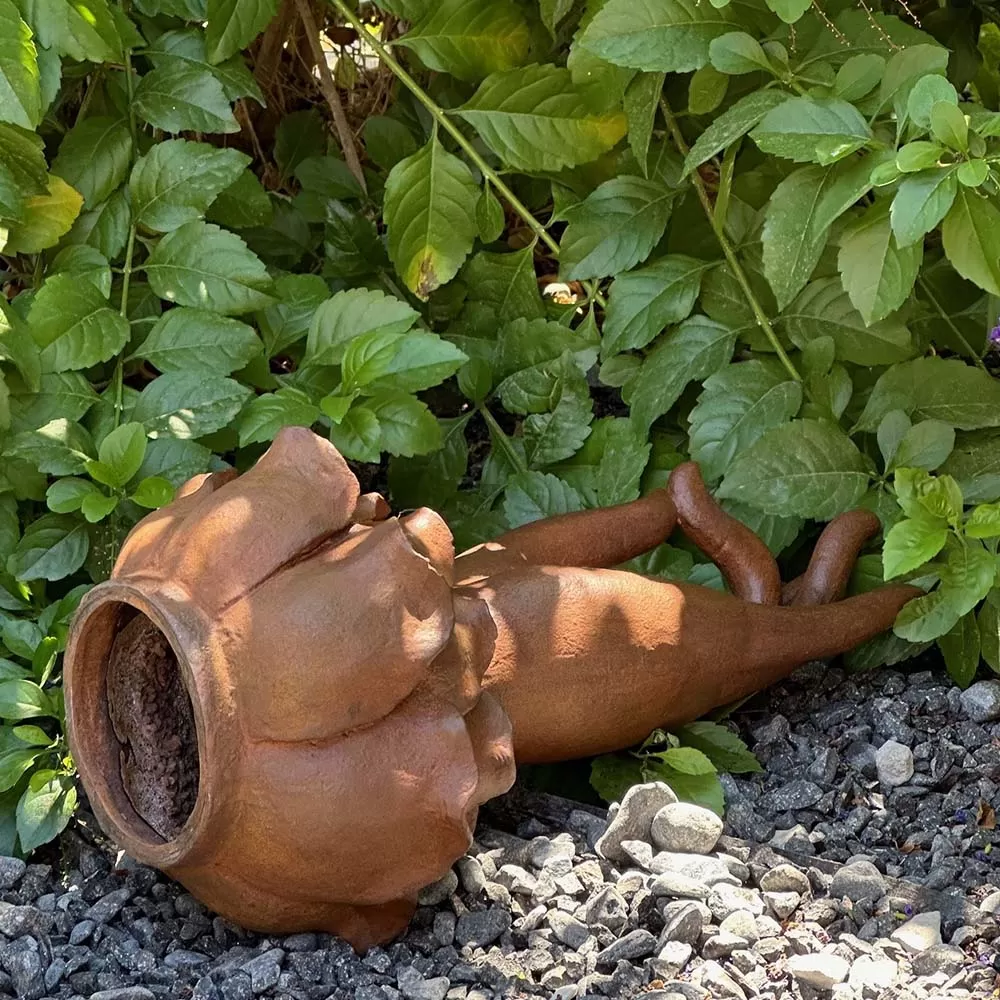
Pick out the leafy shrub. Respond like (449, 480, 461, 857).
(2, 0, 1000, 845)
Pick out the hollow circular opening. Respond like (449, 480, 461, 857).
(104, 607, 200, 841)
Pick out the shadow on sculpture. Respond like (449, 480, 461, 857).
(64, 428, 919, 950)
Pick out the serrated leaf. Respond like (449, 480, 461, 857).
(134, 308, 261, 375)
(941, 432, 1000, 504)
(342, 330, 467, 394)
(131, 139, 249, 232)
(135, 437, 212, 487)
(624, 71, 664, 176)
(883, 515, 948, 579)
(560, 175, 675, 281)
(462, 246, 545, 322)
(602, 254, 708, 357)
(837, 202, 922, 325)
(7, 514, 88, 582)
(22, 0, 122, 63)
(256, 273, 327, 358)
(28, 274, 128, 373)
(5, 174, 82, 254)
(475, 184, 504, 243)
(132, 372, 251, 439)
(144, 221, 273, 314)
(0, 121, 47, 221)
(384, 134, 479, 300)
(941, 188, 1000, 296)
(762, 156, 874, 309)
(7, 418, 93, 475)
(236, 388, 319, 446)
(208, 169, 272, 230)
(147, 27, 264, 105)
(624, 315, 736, 433)
(894, 420, 954, 472)
(63, 188, 130, 259)
(676, 721, 762, 773)
(938, 611, 981, 688)
(51, 117, 131, 210)
(363, 116, 418, 173)
(49, 245, 111, 296)
(855, 357, 1000, 432)
(722, 499, 802, 555)
(966, 503, 1000, 539)
(751, 97, 871, 164)
(718, 418, 870, 519)
(0, 0, 40, 129)
(456, 64, 627, 172)
(8, 371, 96, 432)
(684, 89, 789, 175)
(579, 0, 738, 72)
(367, 393, 442, 457)
(304, 288, 418, 367)
(503, 470, 583, 527)
(205, 0, 279, 63)
(688, 359, 802, 483)
(397, 0, 532, 81)
(523, 367, 593, 466)
(133, 63, 239, 135)
(890, 168, 957, 248)
(781, 277, 915, 365)
(939, 538, 996, 617)
(328, 404, 381, 463)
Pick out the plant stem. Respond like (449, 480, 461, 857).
(917, 276, 990, 374)
(327, 0, 561, 258)
(479, 405, 528, 475)
(659, 97, 802, 382)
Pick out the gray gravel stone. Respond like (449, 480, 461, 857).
(660, 902, 705, 947)
(398, 966, 450, 1000)
(90, 990, 156, 1000)
(0, 856, 25, 889)
(762, 780, 823, 811)
(84, 886, 132, 923)
(707, 884, 765, 921)
(702, 930, 748, 959)
(910, 943, 967, 976)
(649, 852, 738, 886)
(891, 911, 942, 952)
(650, 803, 724, 855)
(847, 955, 897, 991)
(875, 740, 915, 787)
(649, 871, 711, 899)
(454, 856, 487, 896)
(583, 886, 628, 932)
(455, 907, 510, 948)
(786, 953, 850, 988)
(0, 902, 50, 937)
(758, 864, 810, 895)
(763, 891, 800, 919)
(418, 870, 458, 905)
(960, 679, 1000, 722)
(595, 782, 677, 864)
(595, 928, 656, 965)
(829, 861, 887, 902)
(548, 910, 590, 949)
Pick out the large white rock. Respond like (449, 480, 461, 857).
(786, 953, 850, 989)
(651, 802, 724, 855)
(891, 910, 942, 953)
(875, 740, 914, 787)
(595, 782, 677, 864)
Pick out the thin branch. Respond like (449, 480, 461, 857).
(295, 0, 367, 192)
(327, 0, 561, 257)
(659, 97, 802, 382)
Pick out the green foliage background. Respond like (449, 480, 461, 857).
(2, 0, 1000, 849)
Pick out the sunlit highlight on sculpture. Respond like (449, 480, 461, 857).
(64, 428, 919, 949)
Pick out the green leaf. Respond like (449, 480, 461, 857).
(590, 753, 643, 804)
(503, 470, 583, 527)
(7, 418, 94, 475)
(63, 189, 130, 259)
(623, 315, 736, 433)
(939, 537, 996, 616)
(941, 432, 1000, 503)
(0, 617, 40, 658)
(751, 97, 871, 165)
(855, 357, 1000, 432)
(388, 415, 470, 510)
(762, 157, 875, 310)
(579, 0, 738, 72)
(136, 438, 212, 487)
(16, 769, 76, 853)
(475, 185, 504, 243)
(938, 611, 980, 688)
(363, 117, 418, 173)
(907, 74, 958, 130)
(522, 367, 593, 466)
(833, 54, 885, 102)
(0, 679, 48, 719)
(893, 420, 954, 472)
(966, 503, 1000, 539)
(274, 109, 326, 180)
(9, 371, 96, 433)
(765, 0, 811, 23)
(369, 393, 442, 457)
(143, 221, 273, 315)
(883, 515, 948, 579)
(80, 492, 117, 522)
(602, 254, 707, 357)
(0, 743, 43, 793)
(28, 275, 129, 373)
(683, 89, 789, 176)
(688, 359, 802, 483)
(709, 32, 771, 76)
(305, 288, 418, 367)
(718, 418, 870, 519)
(456, 64, 627, 172)
(650, 745, 716, 775)
(894, 467, 963, 524)
(134, 308, 261, 376)
(133, 373, 251, 439)
(5, 174, 82, 254)
(384, 134, 479, 300)
(624, 72, 664, 176)
(328, 404, 381, 463)
(540, 0, 575, 35)
(647, 762, 724, 815)
(559, 176, 675, 281)
(12, 725, 50, 746)
(208, 169, 273, 230)
(461, 246, 545, 323)
(722, 499, 802, 555)
(929, 101, 968, 152)
(51, 117, 131, 211)
(397, 0, 532, 81)
(345, 330, 467, 395)
(7, 514, 88, 582)
(22, 0, 122, 63)
(147, 27, 264, 105)
(46, 477, 100, 513)
(894, 589, 958, 643)
(86, 421, 146, 488)
(688, 65, 728, 116)
(941, 188, 1000, 296)
(676, 721, 761, 773)
(978, 590, 1000, 673)
(133, 63, 239, 135)
(0, 1, 40, 129)
(877, 43, 949, 120)
(781, 277, 915, 366)
(257, 273, 328, 358)
(837, 202, 922, 326)
(0, 121, 47, 221)
(890, 169, 957, 248)
(131, 139, 249, 233)
(205, 0, 279, 63)
(49, 245, 112, 297)
(130, 475, 175, 509)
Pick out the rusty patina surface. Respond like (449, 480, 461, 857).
(64, 428, 918, 950)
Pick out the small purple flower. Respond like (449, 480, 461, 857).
(990, 321, 1000, 348)
(976, 849, 991, 862)
(904, 903, 913, 916)
(955, 809, 968, 822)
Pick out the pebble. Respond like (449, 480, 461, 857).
(829, 861, 887, 902)
(418, 870, 458, 905)
(0, 856, 25, 889)
(547, 911, 590, 949)
(848, 955, 897, 991)
(398, 966, 450, 1000)
(891, 910, 943, 952)
(701, 930, 747, 959)
(786, 953, 850, 988)
(706, 884, 765, 921)
(660, 903, 705, 946)
(910, 943, 967, 976)
(875, 739, 915, 787)
(595, 782, 677, 864)
(649, 871, 711, 899)
(650, 802, 724, 855)
(758, 864, 810, 895)
(959, 679, 1000, 722)
(595, 928, 656, 965)
(763, 890, 800, 919)
(455, 907, 510, 948)
(649, 851, 738, 885)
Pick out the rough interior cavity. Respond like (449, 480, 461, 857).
(106, 611, 199, 840)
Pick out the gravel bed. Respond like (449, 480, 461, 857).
(1, 663, 999, 1000)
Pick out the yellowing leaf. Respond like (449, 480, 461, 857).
(5, 175, 82, 254)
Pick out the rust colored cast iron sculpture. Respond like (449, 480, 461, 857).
(64, 427, 919, 950)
